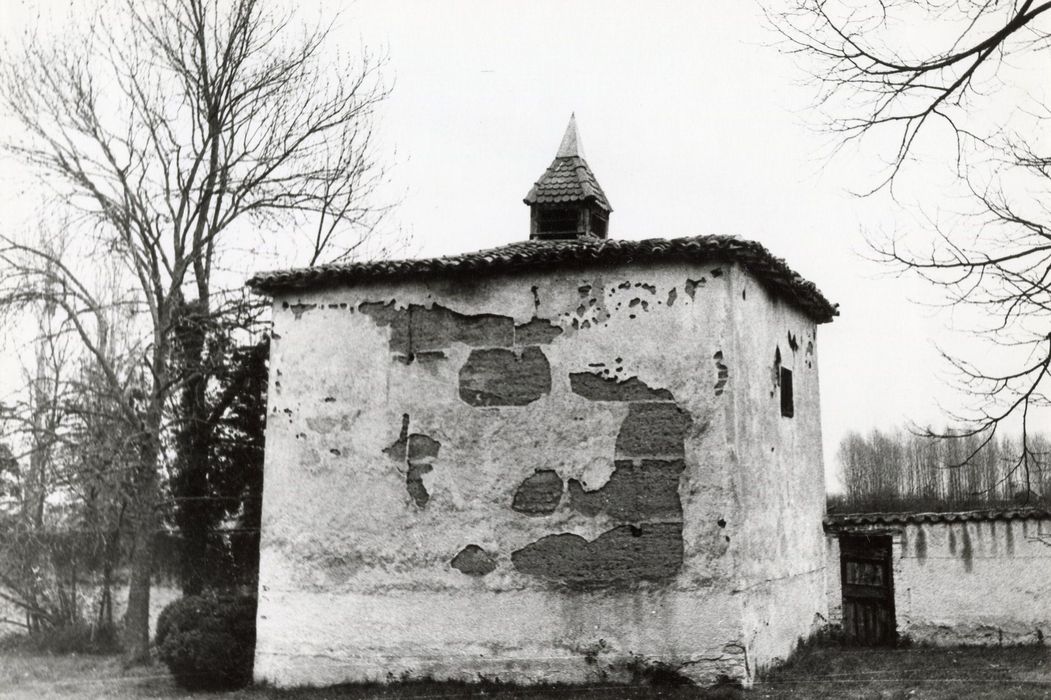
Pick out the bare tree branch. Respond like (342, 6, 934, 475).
(0, 0, 391, 659)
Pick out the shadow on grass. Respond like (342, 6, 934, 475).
(256, 677, 744, 700)
(755, 636, 1051, 700)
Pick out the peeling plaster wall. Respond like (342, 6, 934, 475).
(828, 518, 1051, 645)
(727, 267, 827, 675)
(254, 261, 823, 688)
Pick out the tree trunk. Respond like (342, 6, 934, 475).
(98, 569, 111, 630)
(122, 431, 161, 664)
(99, 522, 120, 630)
(123, 514, 154, 661)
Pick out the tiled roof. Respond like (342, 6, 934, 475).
(524, 155, 612, 211)
(825, 508, 1051, 530)
(247, 234, 839, 324)
(523, 115, 611, 211)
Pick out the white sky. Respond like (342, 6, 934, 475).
(0, 0, 1022, 491)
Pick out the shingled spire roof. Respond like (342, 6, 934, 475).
(524, 115, 611, 212)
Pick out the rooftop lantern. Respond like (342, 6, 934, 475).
(524, 114, 612, 240)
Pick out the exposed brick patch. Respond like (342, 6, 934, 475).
(382, 414, 411, 463)
(358, 299, 400, 325)
(511, 523, 684, 587)
(512, 469, 564, 515)
(513, 375, 694, 587)
(383, 414, 441, 508)
(458, 347, 552, 407)
(569, 372, 673, 402)
(615, 402, 691, 459)
(770, 346, 782, 398)
(565, 282, 613, 330)
(567, 460, 684, 521)
(514, 318, 563, 345)
(406, 463, 433, 507)
(416, 350, 448, 364)
(288, 302, 317, 319)
(413, 305, 513, 349)
(451, 545, 497, 576)
(713, 351, 729, 396)
(684, 278, 706, 299)
(360, 301, 514, 361)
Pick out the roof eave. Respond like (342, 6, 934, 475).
(246, 235, 838, 325)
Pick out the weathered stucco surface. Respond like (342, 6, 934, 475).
(727, 268, 828, 673)
(827, 517, 1051, 645)
(254, 261, 826, 688)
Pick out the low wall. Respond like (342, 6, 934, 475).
(826, 511, 1051, 646)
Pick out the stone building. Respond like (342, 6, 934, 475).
(247, 118, 838, 688)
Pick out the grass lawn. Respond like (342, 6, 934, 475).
(757, 644, 1051, 699)
(2, 644, 1051, 699)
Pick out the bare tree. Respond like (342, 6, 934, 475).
(0, 0, 389, 662)
(0, 236, 77, 633)
(0, 248, 125, 636)
(773, 1, 1051, 489)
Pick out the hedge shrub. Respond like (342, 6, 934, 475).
(155, 594, 256, 690)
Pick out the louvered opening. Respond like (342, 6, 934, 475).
(591, 210, 608, 239)
(536, 207, 580, 236)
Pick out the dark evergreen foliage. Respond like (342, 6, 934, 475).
(170, 324, 267, 594)
(156, 594, 257, 690)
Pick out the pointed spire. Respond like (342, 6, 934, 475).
(524, 114, 610, 212)
(524, 114, 611, 241)
(556, 113, 584, 158)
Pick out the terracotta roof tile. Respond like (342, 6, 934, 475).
(247, 234, 838, 324)
(824, 508, 1051, 530)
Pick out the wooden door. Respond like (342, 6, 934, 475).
(840, 534, 896, 645)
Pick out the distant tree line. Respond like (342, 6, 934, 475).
(832, 428, 1051, 514)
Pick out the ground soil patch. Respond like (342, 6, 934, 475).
(2, 643, 1051, 698)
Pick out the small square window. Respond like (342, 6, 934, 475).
(780, 367, 794, 418)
